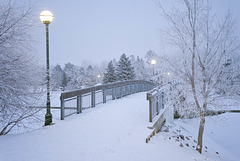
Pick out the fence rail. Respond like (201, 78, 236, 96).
(60, 80, 155, 120)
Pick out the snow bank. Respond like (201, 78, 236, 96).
(168, 113, 240, 161)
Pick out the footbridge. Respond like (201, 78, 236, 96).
(60, 80, 174, 135)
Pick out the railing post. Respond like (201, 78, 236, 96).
(116, 87, 119, 98)
(103, 88, 106, 103)
(156, 95, 159, 115)
(112, 87, 115, 100)
(120, 86, 123, 97)
(61, 99, 65, 120)
(162, 92, 164, 109)
(91, 90, 96, 107)
(130, 84, 133, 94)
(125, 85, 127, 95)
(77, 95, 82, 114)
(149, 97, 153, 122)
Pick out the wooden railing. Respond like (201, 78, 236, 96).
(146, 84, 173, 122)
(60, 80, 155, 120)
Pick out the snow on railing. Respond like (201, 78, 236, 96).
(146, 84, 173, 122)
(60, 80, 156, 120)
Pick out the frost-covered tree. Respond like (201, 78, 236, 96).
(85, 65, 98, 86)
(216, 56, 240, 96)
(103, 61, 117, 84)
(0, 1, 43, 135)
(63, 63, 75, 84)
(157, 0, 239, 153)
(133, 56, 149, 80)
(145, 50, 158, 65)
(116, 54, 135, 81)
(63, 63, 86, 90)
(61, 71, 67, 89)
(62, 62, 104, 89)
(51, 64, 64, 90)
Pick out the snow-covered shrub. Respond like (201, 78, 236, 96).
(167, 83, 199, 119)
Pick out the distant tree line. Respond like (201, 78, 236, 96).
(50, 52, 173, 91)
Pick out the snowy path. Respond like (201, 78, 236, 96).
(0, 93, 214, 161)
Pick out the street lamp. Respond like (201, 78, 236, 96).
(97, 75, 101, 84)
(150, 59, 156, 75)
(40, 10, 54, 126)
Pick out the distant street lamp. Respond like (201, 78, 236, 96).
(150, 59, 156, 75)
(97, 75, 101, 84)
(167, 72, 170, 76)
(40, 10, 54, 126)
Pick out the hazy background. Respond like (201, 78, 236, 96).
(19, 0, 240, 66)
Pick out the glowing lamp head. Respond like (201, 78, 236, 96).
(97, 75, 101, 78)
(40, 10, 54, 24)
(167, 72, 170, 76)
(151, 59, 156, 65)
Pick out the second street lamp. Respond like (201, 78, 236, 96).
(151, 59, 156, 75)
(40, 10, 54, 126)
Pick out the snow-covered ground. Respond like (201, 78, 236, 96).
(1, 92, 239, 161)
(159, 113, 240, 161)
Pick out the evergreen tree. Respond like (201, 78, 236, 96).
(116, 54, 135, 81)
(103, 61, 117, 84)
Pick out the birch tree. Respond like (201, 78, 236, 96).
(157, 0, 239, 153)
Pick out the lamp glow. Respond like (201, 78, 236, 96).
(40, 10, 54, 24)
(151, 59, 156, 65)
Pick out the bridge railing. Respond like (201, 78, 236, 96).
(60, 80, 155, 120)
(146, 84, 173, 122)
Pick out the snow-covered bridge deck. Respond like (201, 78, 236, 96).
(0, 92, 213, 161)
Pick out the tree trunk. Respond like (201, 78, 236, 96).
(196, 116, 205, 153)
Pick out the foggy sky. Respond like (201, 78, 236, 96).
(33, 0, 240, 66)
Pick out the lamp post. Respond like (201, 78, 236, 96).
(40, 10, 54, 126)
(150, 59, 156, 75)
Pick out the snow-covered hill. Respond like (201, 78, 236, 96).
(0, 93, 239, 161)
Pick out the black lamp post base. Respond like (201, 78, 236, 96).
(45, 113, 52, 126)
